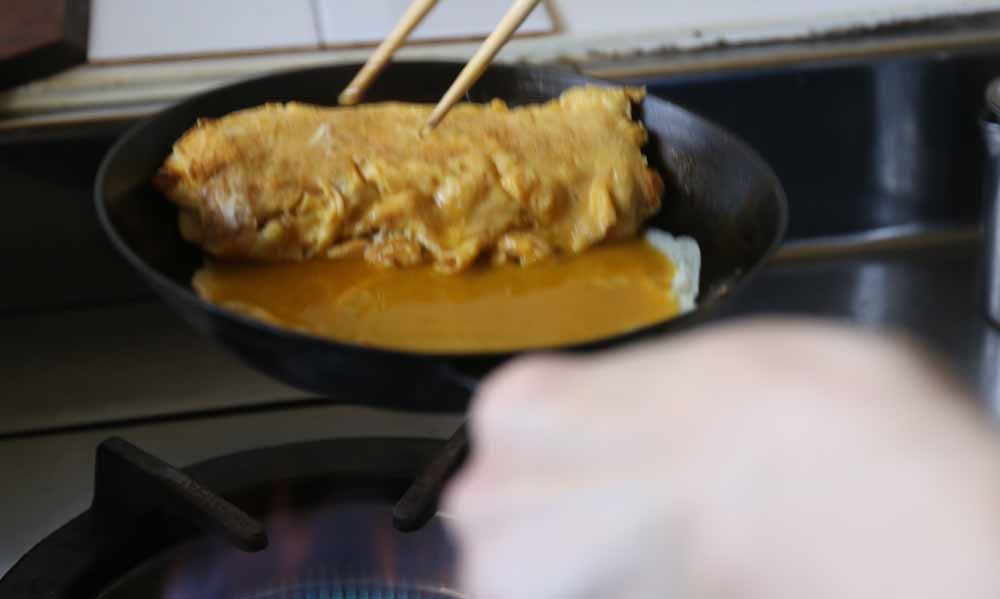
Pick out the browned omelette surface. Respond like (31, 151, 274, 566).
(156, 86, 663, 273)
(194, 237, 680, 352)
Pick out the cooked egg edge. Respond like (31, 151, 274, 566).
(646, 228, 701, 314)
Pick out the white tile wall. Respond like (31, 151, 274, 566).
(86, 0, 1000, 62)
(89, 0, 552, 61)
(315, 0, 553, 46)
(88, 0, 320, 61)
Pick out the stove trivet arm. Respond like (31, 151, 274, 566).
(92, 437, 268, 552)
(394, 422, 469, 532)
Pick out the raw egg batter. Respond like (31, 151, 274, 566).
(193, 230, 700, 353)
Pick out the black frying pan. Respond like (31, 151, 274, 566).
(95, 61, 787, 412)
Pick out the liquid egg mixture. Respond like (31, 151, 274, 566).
(194, 234, 698, 353)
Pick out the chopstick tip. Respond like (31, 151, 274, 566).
(338, 88, 362, 106)
(423, 113, 444, 135)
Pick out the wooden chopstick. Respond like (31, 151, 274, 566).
(423, 0, 544, 132)
(338, 0, 440, 106)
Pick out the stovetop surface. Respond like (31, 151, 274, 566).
(2, 233, 994, 578)
(1, 302, 308, 437)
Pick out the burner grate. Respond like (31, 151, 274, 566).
(1, 437, 452, 599)
(94, 437, 268, 551)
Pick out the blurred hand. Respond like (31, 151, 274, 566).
(443, 319, 1000, 599)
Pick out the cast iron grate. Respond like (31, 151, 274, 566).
(0, 436, 454, 599)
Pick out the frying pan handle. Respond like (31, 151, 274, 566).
(393, 421, 470, 531)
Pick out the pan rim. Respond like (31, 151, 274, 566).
(94, 59, 788, 361)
